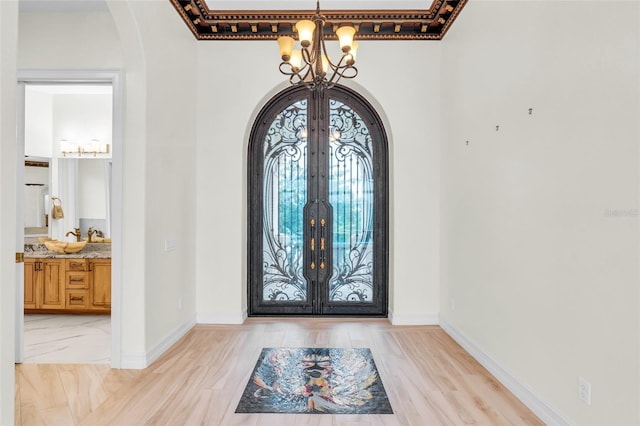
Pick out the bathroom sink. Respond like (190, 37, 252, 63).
(44, 240, 87, 254)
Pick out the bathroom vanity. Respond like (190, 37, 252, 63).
(24, 241, 111, 314)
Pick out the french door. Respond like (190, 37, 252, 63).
(248, 85, 388, 316)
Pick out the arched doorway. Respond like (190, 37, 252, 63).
(248, 85, 388, 316)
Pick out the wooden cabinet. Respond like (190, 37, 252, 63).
(25, 257, 111, 313)
(65, 259, 90, 311)
(90, 259, 111, 311)
(24, 258, 66, 310)
(24, 259, 37, 309)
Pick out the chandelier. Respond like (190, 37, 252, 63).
(277, 2, 358, 91)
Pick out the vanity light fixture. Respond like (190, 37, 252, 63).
(60, 139, 110, 157)
(277, 1, 358, 91)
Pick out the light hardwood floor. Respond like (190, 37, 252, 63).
(15, 318, 543, 425)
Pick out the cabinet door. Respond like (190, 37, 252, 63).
(40, 259, 66, 309)
(90, 259, 111, 309)
(24, 259, 39, 309)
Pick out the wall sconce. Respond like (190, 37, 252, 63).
(60, 139, 110, 157)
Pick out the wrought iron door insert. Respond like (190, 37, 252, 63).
(249, 85, 387, 316)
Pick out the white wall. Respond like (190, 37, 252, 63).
(18, 1, 199, 368)
(0, 2, 18, 424)
(357, 41, 442, 324)
(121, 0, 198, 353)
(24, 88, 52, 157)
(194, 40, 442, 324)
(52, 93, 112, 158)
(440, 1, 640, 424)
(17, 9, 122, 69)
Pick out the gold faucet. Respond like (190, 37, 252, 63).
(65, 227, 81, 242)
(88, 227, 96, 243)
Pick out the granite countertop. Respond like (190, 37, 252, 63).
(24, 242, 112, 259)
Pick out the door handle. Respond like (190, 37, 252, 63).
(320, 218, 326, 270)
(310, 218, 316, 270)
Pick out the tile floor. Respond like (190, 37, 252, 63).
(23, 314, 111, 364)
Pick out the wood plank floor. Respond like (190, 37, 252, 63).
(15, 318, 543, 425)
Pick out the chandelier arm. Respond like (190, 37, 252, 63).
(326, 52, 355, 86)
(326, 62, 359, 88)
(341, 66, 358, 79)
(279, 62, 296, 76)
(300, 46, 314, 68)
(326, 68, 343, 87)
(290, 74, 303, 86)
(279, 62, 308, 84)
(301, 65, 314, 85)
(300, 47, 318, 83)
(322, 34, 342, 69)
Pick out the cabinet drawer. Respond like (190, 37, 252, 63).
(66, 259, 87, 271)
(66, 272, 88, 289)
(65, 290, 89, 309)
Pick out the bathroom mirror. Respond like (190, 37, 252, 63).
(24, 158, 111, 238)
(24, 159, 49, 235)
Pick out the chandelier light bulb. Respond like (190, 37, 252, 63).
(336, 26, 355, 53)
(277, 36, 295, 61)
(290, 50, 303, 70)
(295, 20, 315, 47)
(347, 41, 359, 64)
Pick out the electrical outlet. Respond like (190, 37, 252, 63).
(578, 377, 591, 405)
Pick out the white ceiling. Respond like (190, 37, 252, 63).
(26, 84, 112, 95)
(19, 0, 436, 13)
(19, 0, 108, 13)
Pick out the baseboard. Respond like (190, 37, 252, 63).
(439, 318, 572, 426)
(388, 310, 439, 325)
(119, 351, 147, 369)
(196, 309, 247, 325)
(120, 316, 196, 369)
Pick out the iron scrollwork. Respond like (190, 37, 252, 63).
(262, 100, 308, 302)
(327, 99, 375, 303)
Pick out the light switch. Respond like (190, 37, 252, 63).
(164, 239, 177, 252)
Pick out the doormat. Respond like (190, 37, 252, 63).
(235, 347, 393, 414)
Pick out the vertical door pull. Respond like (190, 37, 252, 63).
(320, 218, 326, 269)
(310, 218, 316, 270)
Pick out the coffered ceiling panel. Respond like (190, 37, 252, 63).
(171, 0, 468, 40)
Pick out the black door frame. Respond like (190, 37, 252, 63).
(248, 84, 388, 316)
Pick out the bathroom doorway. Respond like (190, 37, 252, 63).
(16, 70, 122, 367)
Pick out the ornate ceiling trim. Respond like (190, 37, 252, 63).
(170, 0, 467, 41)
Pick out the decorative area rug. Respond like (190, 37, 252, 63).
(236, 347, 393, 414)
